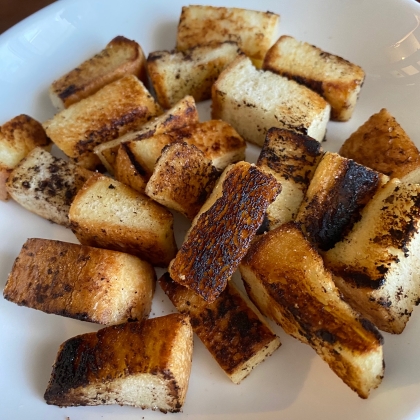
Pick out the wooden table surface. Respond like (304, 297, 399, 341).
(1, 0, 56, 34)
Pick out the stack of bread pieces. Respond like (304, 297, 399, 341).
(2, 3, 420, 414)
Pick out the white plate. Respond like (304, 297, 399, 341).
(1, 0, 420, 419)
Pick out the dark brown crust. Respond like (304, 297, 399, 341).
(241, 222, 384, 352)
(257, 127, 323, 186)
(299, 157, 381, 251)
(159, 273, 279, 379)
(169, 162, 281, 302)
(44, 314, 192, 411)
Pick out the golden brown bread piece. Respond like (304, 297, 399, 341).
(211, 55, 331, 147)
(147, 41, 242, 108)
(69, 173, 177, 267)
(145, 142, 219, 220)
(44, 314, 193, 412)
(263, 35, 365, 121)
(49, 36, 148, 109)
(295, 152, 387, 251)
(339, 108, 420, 180)
(168, 161, 281, 302)
(6, 147, 94, 227)
(257, 127, 324, 230)
(159, 272, 281, 384)
(239, 222, 384, 398)
(94, 95, 199, 173)
(324, 178, 420, 334)
(0, 114, 50, 200)
(3, 238, 155, 325)
(176, 5, 279, 68)
(114, 119, 245, 193)
(43, 75, 162, 170)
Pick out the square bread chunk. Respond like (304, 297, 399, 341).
(324, 178, 420, 334)
(0, 114, 50, 200)
(339, 108, 420, 180)
(6, 147, 93, 227)
(296, 152, 387, 251)
(159, 272, 281, 384)
(263, 36, 365, 121)
(44, 314, 193, 412)
(212, 55, 330, 147)
(239, 222, 384, 399)
(257, 127, 324, 230)
(114, 119, 245, 193)
(69, 173, 177, 267)
(3, 238, 155, 325)
(49, 36, 148, 110)
(148, 42, 242, 108)
(145, 142, 219, 220)
(169, 161, 281, 302)
(94, 95, 198, 173)
(43, 75, 162, 170)
(176, 5, 279, 68)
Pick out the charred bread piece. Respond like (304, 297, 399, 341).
(263, 36, 365, 121)
(114, 119, 245, 193)
(6, 147, 93, 227)
(4, 238, 155, 325)
(296, 152, 388, 251)
(176, 5, 279, 68)
(211, 55, 330, 147)
(44, 313, 193, 412)
(94, 95, 198, 173)
(49, 36, 148, 110)
(159, 272, 280, 384)
(148, 42, 242, 108)
(239, 222, 384, 399)
(145, 142, 219, 220)
(159, 273, 281, 384)
(324, 178, 420, 334)
(168, 161, 281, 302)
(339, 108, 420, 180)
(69, 173, 177, 267)
(0, 114, 50, 201)
(257, 127, 324, 230)
(43, 75, 162, 170)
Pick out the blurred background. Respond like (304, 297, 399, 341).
(1, 0, 55, 34)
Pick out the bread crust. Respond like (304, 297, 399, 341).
(44, 314, 193, 412)
(169, 161, 281, 302)
(4, 238, 155, 325)
(49, 36, 148, 109)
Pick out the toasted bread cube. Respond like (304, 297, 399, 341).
(49, 36, 148, 110)
(159, 273, 280, 384)
(169, 161, 281, 302)
(69, 174, 177, 267)
(324, 178, 420, 334)
(239, 223, 384, 399)
(6, 147, 93, 227)
(94, 95, 199, 173)
(43, 75, 162, 170)
(4, 238, 155, 325)
(145, 142, 219, 220)
(44, 313, 193, 411)
(176, 5, 279, 68)
(0, 115, 50, 200)
(263, 36, 365, 121)
(296, 152, 388, 251)
(148, 42, 242, 108)
(257, 128, 324, 230)
(114, 119, 245, 193)
(212, 55, 330, 147)
(339, 108, 420, 179)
